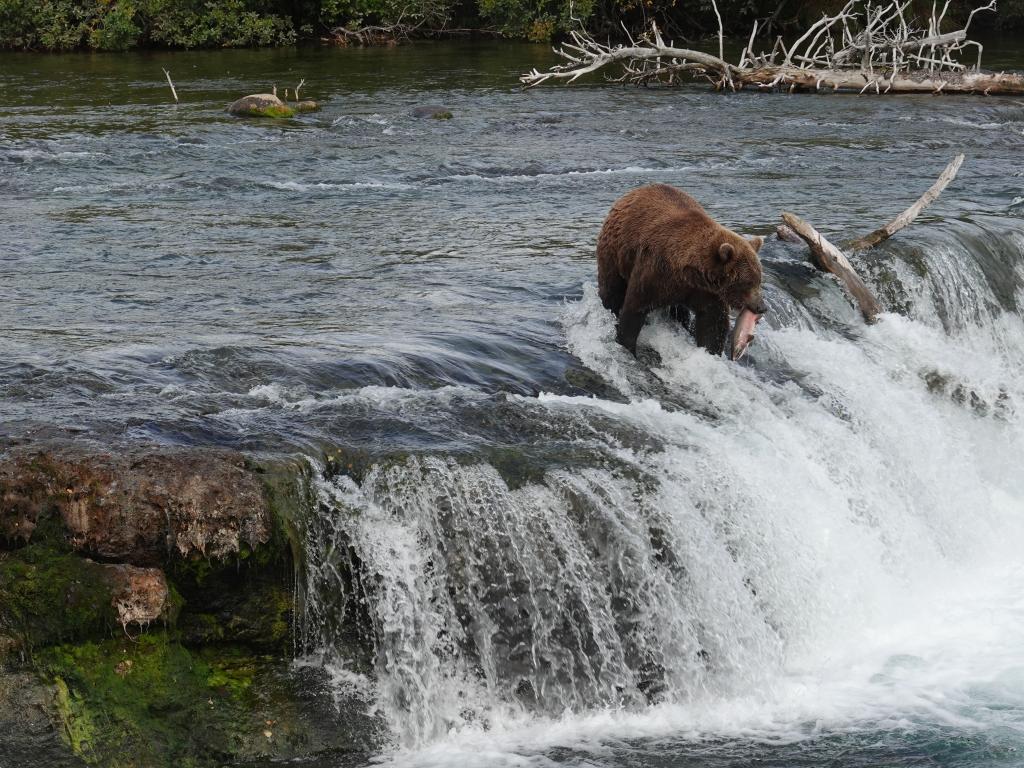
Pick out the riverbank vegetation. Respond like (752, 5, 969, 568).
(1, 0, 1022, 50)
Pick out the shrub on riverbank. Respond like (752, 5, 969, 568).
(0, 0, 298, 51)
(0, 0, 1020, 50)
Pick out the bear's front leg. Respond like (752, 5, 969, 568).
(693, 303, 730, 357)
(616, 281, 652, 355)
(616, 310, 646, 356)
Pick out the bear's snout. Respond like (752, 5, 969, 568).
(746, 293, 768, 316)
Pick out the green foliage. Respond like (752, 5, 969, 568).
(141, 0, 296, 48)
(478, 0, 594, 40)
(0, 0, 297, 50)
(0, 0, 1020, 52)
(319, 0, 455, 32)
(90, 1, 141, 51)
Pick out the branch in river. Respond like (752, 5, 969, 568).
(781, 212, 882, 323)
(779, 154, 964, 320)
(849, 153, 965, 251)
(162, 68, 178, 103)
(520, 1, 1024, 94)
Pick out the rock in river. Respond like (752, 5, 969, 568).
(227, 93, 295, 118)
(411, 104, 454, 119)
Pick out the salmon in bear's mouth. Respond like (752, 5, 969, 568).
(729, 307, 761, 361)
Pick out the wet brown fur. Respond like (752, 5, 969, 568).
(597, 184, 765, 355)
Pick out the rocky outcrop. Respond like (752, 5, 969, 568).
(0, 450, 270, 564)
(227, 94, 295, 118)
(0, 446, 379, 767)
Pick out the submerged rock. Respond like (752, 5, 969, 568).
(293, 100, 320, 113)
(411, 104, 453, 119)
(227, 94, 295, 118)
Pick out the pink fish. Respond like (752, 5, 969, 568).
(729, 308, 761, 361)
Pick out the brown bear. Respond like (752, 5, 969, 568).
(597, 183, 767, 357)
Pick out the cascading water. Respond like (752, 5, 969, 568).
(300, 220, 1024, 765)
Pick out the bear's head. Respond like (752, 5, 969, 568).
(712, 231, 766, 314)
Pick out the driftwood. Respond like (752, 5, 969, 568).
(849, 153, 964, 250)
(521, 1, 1024, 95)
(781, 154, 964, 322)
(327, 24, 412, 46)
(776, 224, 804, 244)
(782, 212, 883, 322)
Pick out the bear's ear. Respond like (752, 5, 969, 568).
(748, 235, 764, 253)
(718, 242, 735, 263)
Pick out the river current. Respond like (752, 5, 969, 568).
(2, 41, 1024, 768)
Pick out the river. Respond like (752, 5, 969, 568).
(2, 40, 1024, 768)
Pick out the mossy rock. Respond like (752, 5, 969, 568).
(0, 545, 120, 654)
(0, 449, 273, 565)
(228, 94, 295, 119)
(34, 635, 379, 767)
(39, 635, 252, 766)
(177, 581, 291, 650)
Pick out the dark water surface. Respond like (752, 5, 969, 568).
(3, 41, 1024, 768)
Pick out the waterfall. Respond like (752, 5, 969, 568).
(299, 223, 1024, 758)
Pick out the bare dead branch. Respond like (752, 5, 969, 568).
(521, 23, 733, 87)
(849, 154, 964, 251)
(162, 69, 178, 103)
(520, 1, 1019, 94)
(781, 212, 882, 322)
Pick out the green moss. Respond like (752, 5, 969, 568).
(432, 110, 453, 120)
(54, 675, 100, 761)
(257, 459, 309, 565)
(202, 647, 257, 699)
(35, 635, 346, 767)
(256, 104, 295, 118)
(180, 612, 225, 644)
(0, 545, 118, 651)
(39, 635, 254, 766)
(177, 582, 292, 650)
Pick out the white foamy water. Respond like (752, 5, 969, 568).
(295, 223, 1024, 767)
(261, 179, 414, 192)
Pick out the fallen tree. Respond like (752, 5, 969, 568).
(521, 0, 1024, 95)
(779, 154, 964, 321)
